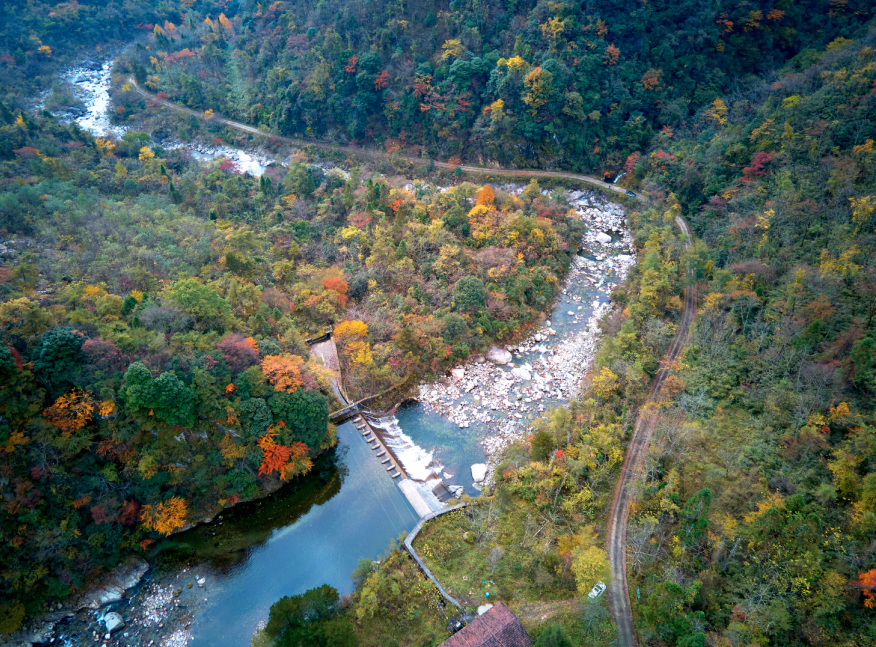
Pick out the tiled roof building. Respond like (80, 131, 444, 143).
(439, 602, 533, 647)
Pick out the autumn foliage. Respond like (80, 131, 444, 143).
(333, 320, 368, 343)
(855, 569, 876, 608)
(140, 496, 188, 536)
(475, 185, 495, 207)
(44, 389, 95, 434)
(605, 44, 620, 65)
(640, 68, 662, 90)
(623, 151, 641, 173)
(321, 276, 348, 295)
(742, 151, 775, 179)
(257, 424, 312, 480)
(165, 48, 196, 64)
(261, 354, 304, 392)
(216, 334, 260, 373)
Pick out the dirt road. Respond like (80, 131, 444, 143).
(127, 77, 643, 201)
(605, 216, 696, 647)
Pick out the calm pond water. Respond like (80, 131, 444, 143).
(152, 422, 417, 647)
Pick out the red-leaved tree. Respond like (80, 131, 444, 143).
(742, 152, 775, 180)
(216, 334, 260, 374)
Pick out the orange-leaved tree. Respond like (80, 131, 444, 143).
(257, 423, 312, 480)
(605, 44, 620, 65)
(321, 276, 349, 295)
(44, 389, 95, 435)
(475, 185, 495, 207)
(855, 569, 876, 608)
(261, 354, 304, 392)
(141, 496, 188, 535)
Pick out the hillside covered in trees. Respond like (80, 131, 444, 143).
(0, 0, 875, 644)
(132, 0, 873, 171)
(0, 63, 587, 639)
(0, 0, 236, 104)
(255, 28, 876, 647)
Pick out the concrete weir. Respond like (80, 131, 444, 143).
(354, 413, 444, 517)
(312, 331, 446, 519)
(397, 479, 444, 518)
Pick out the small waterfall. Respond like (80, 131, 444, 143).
(366, 413, 463, 513)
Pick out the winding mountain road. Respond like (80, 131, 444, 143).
(605, 215, 696, 647)
(128, 77, 696, 644)
(128, 77, 643, 202)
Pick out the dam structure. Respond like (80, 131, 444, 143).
(308, 332, 454, 518)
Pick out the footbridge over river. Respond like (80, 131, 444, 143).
(306, 331, 451, 518)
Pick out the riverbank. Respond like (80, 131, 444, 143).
(397, 189, 634, 489)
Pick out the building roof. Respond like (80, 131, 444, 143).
(439, 602, 532, 647)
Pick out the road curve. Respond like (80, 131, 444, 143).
(127, 77, 644, 202)
(605, 216, 696, 647)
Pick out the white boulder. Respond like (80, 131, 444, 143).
(471, 463, 488, 483)
(511, 367, 532, 381)
(104, 612, 124, 634)
(451, 367, 465, 380)
(596, 232, 612, 244)
(486, 346, 512, 364)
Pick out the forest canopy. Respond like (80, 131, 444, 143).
(0, 0, 875, 643)
(129, 0, 874, 171)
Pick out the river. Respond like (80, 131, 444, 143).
(44, 56, 633, 647)
(150, 422, 418, 647)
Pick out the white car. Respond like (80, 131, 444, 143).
(588, 580, 607, 599)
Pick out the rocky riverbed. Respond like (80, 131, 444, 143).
(52, 56, 274, 176)
(407, 189, 634, 485)
(1, 559, 219, 647)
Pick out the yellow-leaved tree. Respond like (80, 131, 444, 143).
(590, 367, 619, 400)
(141, 496, 188, 535)
(571, 544, 611, 593)
(440, 39, 465, 61)
(334, 320, 368, 343)
(467, 204, 502, 247)
(333, 320, 373, 369)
